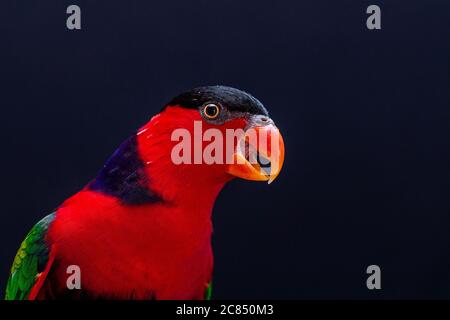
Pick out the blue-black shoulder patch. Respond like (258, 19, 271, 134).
(89, 134, 162, 205)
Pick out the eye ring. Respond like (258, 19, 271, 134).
(202, 103, 221, 120)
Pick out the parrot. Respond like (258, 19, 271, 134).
(4, 86, 285, 300)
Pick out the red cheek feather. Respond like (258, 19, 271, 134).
(136, 106, 247, 204)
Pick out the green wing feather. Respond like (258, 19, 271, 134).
(204, 282, 212, 300)
(5, 213, 55, 300)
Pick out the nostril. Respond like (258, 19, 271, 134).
(251, 115, 272, 127)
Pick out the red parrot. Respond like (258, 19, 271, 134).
(5, 86, 285, 300)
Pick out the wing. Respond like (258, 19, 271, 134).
(5, 213, 55, 300)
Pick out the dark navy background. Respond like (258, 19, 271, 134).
(1, 0, 450, 299)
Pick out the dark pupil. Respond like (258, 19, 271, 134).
(206, 105, 218, 117)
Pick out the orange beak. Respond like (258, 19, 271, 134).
(226, 122, 285, 184)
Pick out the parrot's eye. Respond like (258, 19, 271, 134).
(202, 103, 221, 120)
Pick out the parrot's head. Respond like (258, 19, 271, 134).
(136, 86, 285, 204)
